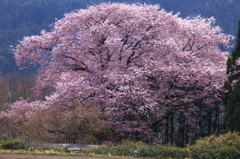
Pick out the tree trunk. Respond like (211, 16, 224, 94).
(185, 117, 188, 144)
(181, 115, 185, 147)
(170, 113, 174, 145)
(208, 110, 212, 135)
(165, 116, 169, 144)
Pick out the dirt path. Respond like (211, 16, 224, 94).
(0, 153, 150, 159)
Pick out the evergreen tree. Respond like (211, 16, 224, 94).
(225, 20, 240, 131)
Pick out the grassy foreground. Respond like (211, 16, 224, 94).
(1, 132, 240, 159)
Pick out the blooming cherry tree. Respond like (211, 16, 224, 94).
(11, 3, 233, 143)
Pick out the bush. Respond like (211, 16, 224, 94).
(188, 132, 240, 159)
(136, 146, 158, 158)
(190, 147, 240, 159)
(189, 132, 240, 150)
(157, 146, 190, 159)
(85, 133, 240, 159)
(0, 137, 25, 150)
(97, 133, 240, 159)
(82, 140, 140, 156)
(82, 140, 189, 158)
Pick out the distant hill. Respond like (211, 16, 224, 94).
(154, 0, 240, 39)
(0, 0, 239, 74)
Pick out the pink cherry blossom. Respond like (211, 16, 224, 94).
(10, 3, 233, 143)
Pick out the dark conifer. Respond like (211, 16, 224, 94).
(225, 21, 240, 131)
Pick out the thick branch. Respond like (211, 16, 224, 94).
(61, 54, 92, 72)
(39, 46, 52, 51)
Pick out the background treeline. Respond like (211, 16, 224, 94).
(0, 72, 35, 108)
(0, 0, 240, 74)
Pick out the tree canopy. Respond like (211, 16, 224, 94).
(0, 0, 239, 74)
(3, 3, 233, 144)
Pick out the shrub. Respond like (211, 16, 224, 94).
(136, 146, 158, 158)
(188, 132, 240, 159)
(0, 138, 25, 150)
(83, 140, 139, 156)
(157, 146, 190, 159)
(190, 147, 240, 159)
(189, 132, 240, 150)
(82, 140, 189, 158)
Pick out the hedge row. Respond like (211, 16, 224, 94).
(1, 132, 240, 159)
(82, 132, 240, 159)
